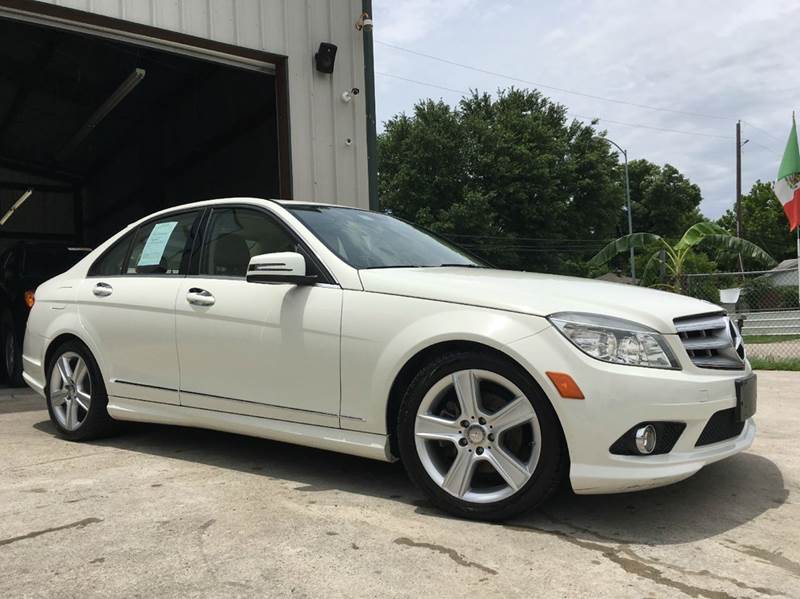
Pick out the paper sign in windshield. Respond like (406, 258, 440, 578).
(138, 221, 178, 266)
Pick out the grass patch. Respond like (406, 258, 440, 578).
(743, 334, 800, 344)
(750, 357, 800, 371)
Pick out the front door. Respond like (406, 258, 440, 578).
(77, 210, 202, 405)
(174, 206, 342, 427)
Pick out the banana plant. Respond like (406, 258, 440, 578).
(589, 222, 774, 292)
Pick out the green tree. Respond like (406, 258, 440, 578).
(379, 89, 710, 275)
(589, 222, 774, 292)
(623, 159, 704, 239)
(378, 89, 623, 273)
(717, 180, 795, 266)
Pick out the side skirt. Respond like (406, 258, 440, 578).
(107, 396, 395, 462)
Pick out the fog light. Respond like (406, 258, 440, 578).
(634, 424, 657, 455)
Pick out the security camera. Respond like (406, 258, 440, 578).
(355, 13, 373, 31)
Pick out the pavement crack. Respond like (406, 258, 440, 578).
(9, 451, 115, 471)
(0, 517, 103, 548)
(198, 519, 216, 533)
(393, 537, 498, 575)
(504, 523, 757, 599)
(722, 539, 800, 579)
(537, 516, 781, 596)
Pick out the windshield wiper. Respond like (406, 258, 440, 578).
(360, 265, 424, 270)
(434, 263, 486, 268)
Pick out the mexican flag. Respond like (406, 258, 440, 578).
(774, 115, 800, 232)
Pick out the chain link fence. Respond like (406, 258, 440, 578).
(685, 268, 800, 368)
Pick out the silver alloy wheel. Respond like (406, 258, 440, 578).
(49, 352, 92, 431)
(414, 369, 542, 504)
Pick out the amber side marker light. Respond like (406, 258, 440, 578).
(546, 371, 585, 399)
(24, 290, 35, 309)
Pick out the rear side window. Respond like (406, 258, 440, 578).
(88, 235, 133, 277)
(88, 211, 200, 277)
(126, 212, 200, 275)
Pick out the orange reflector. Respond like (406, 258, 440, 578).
(24, 290, 35, 309)
(546, 372, 585, 399)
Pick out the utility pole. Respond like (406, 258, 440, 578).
(735, 121, 748, 273)
(735, 120, 742, 238)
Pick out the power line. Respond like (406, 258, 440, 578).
(741, 119, 783, 144)
(376, 71, 733, 141)
(570, 113, 730, 140)
(376, 39, 731, 122)
(375, 71, 468, 95)
(744, 139, 780, 155)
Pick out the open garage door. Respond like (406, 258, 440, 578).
(0, 13, 287, 248)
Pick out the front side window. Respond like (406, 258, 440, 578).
(199, 207, 299, 278)
(126, 211, 200, 275)
(288, 205, 483, 269)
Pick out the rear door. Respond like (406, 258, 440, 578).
(174, 205, 342, 427)
(77, 210, 202, 405)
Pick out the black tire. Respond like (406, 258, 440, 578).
(45, 339, 118, 441)
(397, 351, 566, 521)
(1, 311, 24, 387)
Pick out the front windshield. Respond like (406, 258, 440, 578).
(288, 205, 484, 269)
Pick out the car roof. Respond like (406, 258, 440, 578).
(128, 197, 367, 228)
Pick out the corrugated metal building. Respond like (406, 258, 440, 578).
(0, 0, 374, 245)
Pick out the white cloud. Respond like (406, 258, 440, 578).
(373, 0, 799, 219)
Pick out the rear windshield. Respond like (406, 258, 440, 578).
(23, 246, 91, 278)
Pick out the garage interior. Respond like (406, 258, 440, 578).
(0, 15, 283, 250)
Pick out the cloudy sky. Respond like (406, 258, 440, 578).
(372, 0, 797, 219)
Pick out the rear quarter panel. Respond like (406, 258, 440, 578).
(22, 275, 84, 396)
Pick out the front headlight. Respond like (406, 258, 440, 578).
(548, 312, 680, 370)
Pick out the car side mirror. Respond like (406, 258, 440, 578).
(246, 252, 317, 285)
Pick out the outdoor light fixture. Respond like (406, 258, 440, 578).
(0, 188, 33, 226)
(315, 42, 337, 74)
(56, 67, 146, 161)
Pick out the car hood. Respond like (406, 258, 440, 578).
(358, 267, 721, 333)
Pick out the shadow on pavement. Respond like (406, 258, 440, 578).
(31, 417, 787, 546)
(507, 451, 788, 545)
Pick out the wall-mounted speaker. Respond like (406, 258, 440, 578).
(315, 42, 338, 74)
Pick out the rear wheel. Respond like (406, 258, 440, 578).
(45, 340, 117, 441)
(397, 351, 565, 520)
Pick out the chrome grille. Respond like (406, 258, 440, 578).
(674, 313, 745, 370)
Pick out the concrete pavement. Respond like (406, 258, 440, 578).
(1, 372, 798, 598)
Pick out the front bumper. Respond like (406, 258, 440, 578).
(509, 326, 756, 495)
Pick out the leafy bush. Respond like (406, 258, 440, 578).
(742, 278, 800, 309)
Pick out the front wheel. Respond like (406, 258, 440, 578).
(45, 340, 117, 441)
(397, 351, 566, 520)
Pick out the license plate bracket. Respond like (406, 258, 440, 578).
(735, 374, 757, 422)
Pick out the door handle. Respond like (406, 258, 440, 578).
(186, 287, 215, 306)
(92, 282, 113, 297)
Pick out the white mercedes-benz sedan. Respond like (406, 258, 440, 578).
(22, 198, 756, 520)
